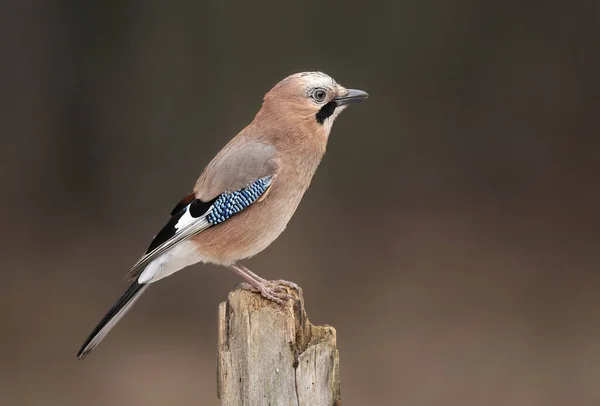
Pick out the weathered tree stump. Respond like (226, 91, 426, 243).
(217, 286, 340, 406)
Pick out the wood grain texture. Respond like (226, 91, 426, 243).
(217, 287, 340, 406)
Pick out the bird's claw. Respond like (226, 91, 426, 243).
(238, 281, 297, 305)
(270, 279, 303, 296)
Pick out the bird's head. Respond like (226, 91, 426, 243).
(260, 71, 368, 137)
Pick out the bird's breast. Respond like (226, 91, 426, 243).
(191, 153, 323, 265)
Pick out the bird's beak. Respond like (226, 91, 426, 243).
(333, 89, 369, 106)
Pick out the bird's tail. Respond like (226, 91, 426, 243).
(77, 281, 148, 360)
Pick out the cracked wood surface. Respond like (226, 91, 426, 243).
(217, 287, 340, 406)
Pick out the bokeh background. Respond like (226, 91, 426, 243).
(2, 1, 599, 405)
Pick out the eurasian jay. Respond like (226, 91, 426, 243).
(77, 71, 368, 359)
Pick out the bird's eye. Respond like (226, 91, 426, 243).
(311, 89, 327, 103)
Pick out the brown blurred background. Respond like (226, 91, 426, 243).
(1, 1, 599, 405)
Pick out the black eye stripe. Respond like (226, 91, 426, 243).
(315, 101, 336, 124)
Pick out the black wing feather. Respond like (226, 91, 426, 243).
(146, 197, 216, 254)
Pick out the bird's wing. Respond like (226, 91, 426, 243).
(194, 138, 279, 201)
(126, 140, 279, 281)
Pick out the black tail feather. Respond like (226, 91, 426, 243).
(77, 281, 147, 360)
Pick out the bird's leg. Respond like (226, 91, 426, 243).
(235, 265, 301, 293)
(228, 264, 264, 289)
(228, 264, 296, 305)
(236, 264, 302, 296)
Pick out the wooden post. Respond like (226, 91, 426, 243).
(217, 286, 340, 406)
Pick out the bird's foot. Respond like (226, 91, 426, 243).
(270, 279, 303, 296)
(262, 281, 296, 305)
(239, 281, 294, 305)
(230, 264, 300, 305)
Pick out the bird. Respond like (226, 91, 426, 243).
(77, 71, 368, 360)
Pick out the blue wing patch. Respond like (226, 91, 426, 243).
(206, 176, 272, 225)
(144, 176, 272, 254)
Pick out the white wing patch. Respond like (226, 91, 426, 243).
(174, 207, 197, 230)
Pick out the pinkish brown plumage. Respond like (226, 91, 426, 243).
(77, 72, 368, 359)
